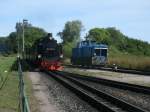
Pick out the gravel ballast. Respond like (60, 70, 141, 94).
(73, 77, 150, 111)
(64, 67, 150, 87)
(28, 72, 99, 112)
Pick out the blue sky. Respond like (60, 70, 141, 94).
(0, 0, 150, 43)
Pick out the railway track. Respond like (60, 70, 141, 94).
(57, 71, 150, 94)
(65, 64, 150, 76)
(46, 71, 149, 112)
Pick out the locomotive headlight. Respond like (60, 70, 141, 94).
(60, 54, 63, 58)
(38, 54, 41, 58)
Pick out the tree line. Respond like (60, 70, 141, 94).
(58, 20, 150, 57)
(0, 20, 150, 57)
(0, 22, 47, 54)
(87, 27, 150, 56)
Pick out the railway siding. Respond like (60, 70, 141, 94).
(64, 67, 150, 87)
(59, 72, 150, 111)
(49, 71, 149, 112)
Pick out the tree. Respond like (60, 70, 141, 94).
(106, 27, 127, 50)
(15, 21, 47, 48)
(58, 20, 83, 43)
(5, 22, 47, 53)
(0, 37, 6, 44)
(0, 37, 8, 53)
(6, 32, 17, 53)
(87, 28, 110, 44)
(24, 27, 47, 48)
(87, 27, 150, 56)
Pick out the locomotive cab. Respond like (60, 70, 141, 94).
(71, 40, 108, 66)
(92, 46, 108, 65)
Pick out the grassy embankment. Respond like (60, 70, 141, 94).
(0, 55, 38, 112)
(108, 54, 150, 70)
(0, 55, 18, 112)
(108, 47, 150, 71)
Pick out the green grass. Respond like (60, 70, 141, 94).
(108, 53, 150, 71)
(108, 46, 150, 71)
(0, 55, 19, 112)
(0, 56, 16, 87)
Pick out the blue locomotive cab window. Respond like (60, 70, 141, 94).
(101, 49, 107, 56)
(94, 49, 100, 56)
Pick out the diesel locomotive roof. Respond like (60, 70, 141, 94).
(76, 40, 108, 48)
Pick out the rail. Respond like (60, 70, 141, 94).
(58, 71, 150, 94)
(18, 58, 30, 112)
(65, 64, 150, 76)
(47, 71, 148, 112)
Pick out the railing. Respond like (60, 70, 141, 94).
(18, 58, 30, 112)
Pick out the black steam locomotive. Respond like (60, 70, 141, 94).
(26, 33, 63, 71)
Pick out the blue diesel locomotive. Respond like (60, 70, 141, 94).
(71, 40, 108, 66)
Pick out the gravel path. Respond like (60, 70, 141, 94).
(28, 72, 99, 112)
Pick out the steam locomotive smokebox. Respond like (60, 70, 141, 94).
(26, 33, 63, 71)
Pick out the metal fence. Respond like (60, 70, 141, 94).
(18, 58, 30, 112)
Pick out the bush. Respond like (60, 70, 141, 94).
(63, 42, 76, 58)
